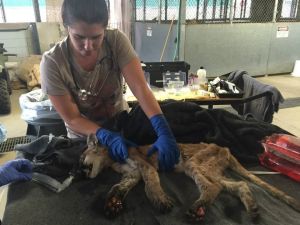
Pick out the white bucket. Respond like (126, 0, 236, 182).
(291, 60, 300, 77)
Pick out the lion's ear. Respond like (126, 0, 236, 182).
(87, 133, 98, 148)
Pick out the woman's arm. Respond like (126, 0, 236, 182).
(122, 57, 162, 118)
(122, 57, 180, 171)
(49, 93, 136, 162)
(48, 94, 100, 136)
(41, 46, 135, 162)
(40, 53, 98, 136)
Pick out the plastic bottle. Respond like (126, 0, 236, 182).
(0, 124, 7, 143)
(197, 66, 208, 90)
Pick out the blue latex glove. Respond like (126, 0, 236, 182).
(96, 128, 137, 162)
(0, 159, 33, 186)
(147, 114, 180, 171)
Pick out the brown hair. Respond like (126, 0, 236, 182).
(61, 0, 109, 27)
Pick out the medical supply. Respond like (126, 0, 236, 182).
(197, 66, 208, 90)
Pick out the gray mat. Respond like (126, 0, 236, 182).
(3, 167, 300, 225)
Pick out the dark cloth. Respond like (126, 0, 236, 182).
(12, 102, 289, 190)
(3, 168, 300, 225)
(112, 101, 289, 163)
(15, 102, 289, 174)
(226, 70, 284, 123)
(15, 135, 87, 182)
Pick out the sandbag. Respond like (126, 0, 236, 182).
(19, 89, 61, 121)
(15, 55, 42, 90)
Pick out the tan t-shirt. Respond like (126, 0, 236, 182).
(41, 29, 137, 137)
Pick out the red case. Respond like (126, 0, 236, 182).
(260, 134, 300, 182)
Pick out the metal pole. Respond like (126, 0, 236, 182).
(224, 0, 229, 21)
(0, 0, 6, 22)
(178, 0, 186, 61)
(272, 0, 279, 22)
(203, 0, 208, 20)
(196, 0, 200, 20)
(296, 0, 300, 20)
(212, 0, 217, 20)
(220, 0, 223, 18)
(291, 0, 297, 18)
(133, 0, 137, 22)
(143, 0, 146, 21)
(131, 0, 136, 48)
(32, 0, 41, 22)
(175, 0, 183, 60)
(30, 23, 41, 54)
(165, 0, 167, 21)
(229, 0, 234, 23)
(157, 0, 162, 24)
(243, 0, 248, 18)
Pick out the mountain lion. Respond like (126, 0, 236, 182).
(81, 134, 300, 222)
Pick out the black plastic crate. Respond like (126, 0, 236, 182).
(142, 61, 190, 88)
(26, 119, 67, 137)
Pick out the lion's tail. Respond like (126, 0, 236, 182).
(229, 154, 300, 212)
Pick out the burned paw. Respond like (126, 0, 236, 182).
(186, 205, 206, 222)
(104, 196, 124, 218)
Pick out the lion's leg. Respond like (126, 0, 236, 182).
(184, 162, 222, 222)
(131, 154, 173, 213)
(104, 168, 142, 218)
(220, 179, 259, 220)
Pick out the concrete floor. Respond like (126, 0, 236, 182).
(0, 74, 300, 220)
(257, 74, 300, 137)
(0, 89, 28, 140)
(0, 89, 27, 164)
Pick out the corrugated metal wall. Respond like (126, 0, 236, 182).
(135, 22, 300, 77)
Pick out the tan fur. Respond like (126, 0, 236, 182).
(81, 134, 300, 221)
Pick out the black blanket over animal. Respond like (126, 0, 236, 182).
(106, 101, 289, 163)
